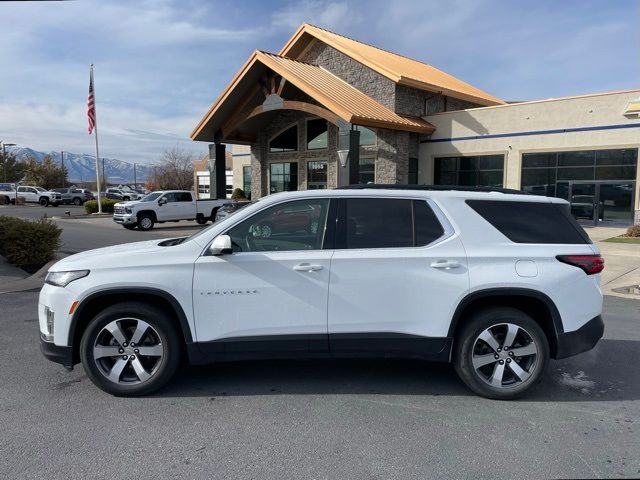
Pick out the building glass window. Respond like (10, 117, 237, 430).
(521, 149, 638, 197)
(269, 125, 298, 153)
(434, 155, 504, 187)
(306, 119, 328, 150)
(359, 158, 375, 184)
(408, 158, 419, 184)
(355, 126, 376, 146)
(243, 166, 252, 199)
(270, 162, 298, 193)
(307, 161, 327, 189)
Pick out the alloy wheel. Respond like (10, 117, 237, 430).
(140, 217, 153, 229)
(92, 318, 164, 385)
(471, 323, 538, 389)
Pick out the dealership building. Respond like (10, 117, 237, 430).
(191, 24, 640, 225)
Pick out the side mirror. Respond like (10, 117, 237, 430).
(209, 234, 232, 255)
(158, 197, 167, 206)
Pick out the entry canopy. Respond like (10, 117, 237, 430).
(191, 50, 436, 144)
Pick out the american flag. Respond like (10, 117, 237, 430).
(87, 67, 95, 134)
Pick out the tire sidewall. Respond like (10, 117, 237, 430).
(454, 307, 549, 400)
(138, 214, 154, 231)
(80, 302, 181, 396)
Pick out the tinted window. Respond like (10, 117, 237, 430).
(269, 125, 298, 153)
(344, 198, 413, 249)
(466, 200, 590, 244)
(306, 119, 328, 150)
(175, 192, 192, 202)
(414, 200, 445, 246)
(227, 199, 330, 253)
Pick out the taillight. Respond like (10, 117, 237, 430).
(556, 255, 604, 275)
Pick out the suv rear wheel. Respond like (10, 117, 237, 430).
(454, 307, 549, 400)
(73, 197, 82, 206)
(80, 302, 181, 396)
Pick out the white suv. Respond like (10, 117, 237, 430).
(39, 186, 604, 399)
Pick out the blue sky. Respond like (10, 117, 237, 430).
(0, 0, 637, 164)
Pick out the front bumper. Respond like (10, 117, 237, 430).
(555, 315, 604, 359)
(40, 335, 74, 369)
(113, 214, 136, 225)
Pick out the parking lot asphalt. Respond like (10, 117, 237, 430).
(0, 291, 638, 480)
(1, 203, 639, 479)
(0, 204, 207, 254)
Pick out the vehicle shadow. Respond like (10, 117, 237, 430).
(154, 339, 640, 402)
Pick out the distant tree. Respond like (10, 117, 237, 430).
(0, 150, 25, 183)
(22, 155, 67, 190)
(144, 180, 156, 192)
(155, 146, 194, 190)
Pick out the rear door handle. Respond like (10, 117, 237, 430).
(293, 263, 323, 272)
(431, 260, 460, 269)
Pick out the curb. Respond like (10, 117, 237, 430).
(0, 252, 69, 294)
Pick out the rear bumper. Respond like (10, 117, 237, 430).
(40, 335, 74, 369)
(555, 315, 604, 359)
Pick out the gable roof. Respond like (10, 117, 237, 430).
(280, 24, 504, 107)
(190, 50, 435, 141)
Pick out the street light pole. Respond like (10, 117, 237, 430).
(102, 158, 105, 190)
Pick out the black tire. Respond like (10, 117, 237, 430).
(454, 307, 549, 400)
(196, 216, 208, 225)
(123, 224, 137, 230)
(80, 302, 181, 396)
(73, 197, 82, 206)
(123, 196, 130, 201)
(137, 213, 155, 231)
(39, 197, 49, 207)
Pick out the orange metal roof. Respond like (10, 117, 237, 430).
(190, 50, 435, 141)
(258, 52, 434, 133)
(280, 24, 505, 107)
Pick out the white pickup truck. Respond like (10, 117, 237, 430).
(0, 185, 62, 206)
(112, 190, 228, 230)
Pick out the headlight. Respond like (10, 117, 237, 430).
(125, 207, 132, 213)
(45, 270, 90, 287)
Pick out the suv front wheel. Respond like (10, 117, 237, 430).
(80, 302, 181, 396)
(454, 307, 549, 400)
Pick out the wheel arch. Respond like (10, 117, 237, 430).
(448, 288, 563, 358)
(136, 210, 157, 222)
(68, 287, 193, 364)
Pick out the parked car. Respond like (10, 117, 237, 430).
(112, 190, 228, 230)
(39, 186, 604, 399)
(105, 188, 140, 201)
(53, 187, 91, 206)
(214, 201, 251, 222)
(2, 186, 62, 206)
(76, 189, 95, 201)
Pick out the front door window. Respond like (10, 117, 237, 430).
(307, 161, 327, 189)
(227, 198, 330, 252)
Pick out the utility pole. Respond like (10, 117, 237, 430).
(153, 165, 157, 189)
(133, 163, 137, 190)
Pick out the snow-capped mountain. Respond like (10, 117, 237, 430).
(7, 146, 152, 183)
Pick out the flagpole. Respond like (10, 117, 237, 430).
(90, 64, 103, 214)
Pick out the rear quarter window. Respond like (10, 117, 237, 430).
(466, 200, 591, 244)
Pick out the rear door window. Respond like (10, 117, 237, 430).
(466, 200, 591, 244)
(339, 198, 445, 249)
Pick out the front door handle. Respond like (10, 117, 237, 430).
(431, 260, 460, 269)
(293, 263, 323, 272)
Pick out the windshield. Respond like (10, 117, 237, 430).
(140, 192, 162, 202)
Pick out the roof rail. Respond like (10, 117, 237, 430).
(335, 184, 529, 195)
